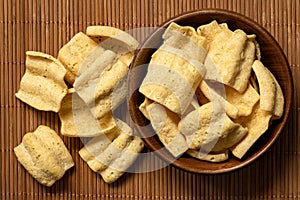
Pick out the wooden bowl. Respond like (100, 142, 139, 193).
(128, 9, 293, 174)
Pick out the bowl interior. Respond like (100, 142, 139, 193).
(128, 9, 293, 174)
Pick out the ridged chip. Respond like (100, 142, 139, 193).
(79, 120, 144, 183)
(58, 88, 118, 137)
(100, 136, 144, 183)
(139, 23, 207, 115)
(202, 22, 256, 93)
(58, 32, 104, 84)
(199, 80, 260, 118)
(252, 60, 284, 118)
(14, 125, 74, 187)
(15, 51, 68, 112)
(86, 26, 139, 54)
(199, 80, 239, 119)
(231, 103, 272, 159)
(74, 50, 130, 119)
(197, 20, 228, 46)
(163, 22, 208, 62)
(145, 102, 188, 157)
(178, 102, 248, 152)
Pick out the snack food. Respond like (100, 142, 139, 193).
(15, 51, 68, 112)
(73, 27, 139, 119)
(79, 120, 144, 183)
(200, 21, 256, 93)
(231, 103, 273, 158)
(74, 50, 130, 119)
(145, 101, 188, 157)
(16, 25, 142, 184)
(199, 80, 260, 118)
(252, 60, 284, 118)
(178, 102, 248, 152)
(58, 88, 118, 137)
(86, 25, 139, 54)
(58, 32, 103, 84)
(14, 125, 74, 187)
(139, 23, 207, 115)
(139, 21, 284, 162)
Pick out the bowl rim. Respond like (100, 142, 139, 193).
(130, 8, 294, 174)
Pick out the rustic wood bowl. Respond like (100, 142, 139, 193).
(128, 9, 293, 174)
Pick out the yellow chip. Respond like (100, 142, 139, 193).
(178, 102, 248, 152)
(58, 89, 118, 137)
(58, 32, 103, 84)
(91, 57, 129, 119)
(74, 50, 130, 119)
(14, 125, 74, 187)
(252, 60, 284, 118)
(162, 22, 208, 62)
(73, 50, 117, 102)
(91, 52, 134, 119)
(100, 137, 144, 183)
(79, 120, 144, 183)
(78, 131, 120, 163)
(139, 23, 207, 115)
(94, 53, 130, 98)
(82, 121, 133, 173)
(197, 20, 228, 46)
(267, 68, 284, 118)
(231, 103, 272, 159)
(15, 51, 68, 112)
(86, 26, 137, 73)
(86, 26, 139, 53)
(199, 80, 239, 119)
(225, 82, 260, 116)
(187, 149, 228, 163)
(146, 102, 188, 157)
(199, 80, 260, 118)
(203, 27, 255, 93)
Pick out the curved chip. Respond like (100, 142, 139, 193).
(79, 120, 144, 183)
(163, 22, 208, 63)
(231, 103, 272, 159)
(267, 68, 284, 118)
(79, 131, 120, 163)
(252, 60, 284, 118)
(146, 102, 188, 157)
(100, 136, 144, 184)
(199, 80, 260, 118)
(203, 26, 256, 93)
(15, 51, 68, 112)
(199, 80, 239, 119)
(178, 102, 248, 152)
(74, 50, 130, 119)
(14, 125, 74, 187)
(197, 20, 228, 46)
(187, 149, 228, 163)
(140, 63, 199, 115)
(58, 32, 103, 84)
(225, 83, 260, 117)
(140, 23, 207, 115)
(58, 89, 118, 137)
(86, 26, 139, 53)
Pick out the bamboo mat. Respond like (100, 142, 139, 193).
(0, 0, 299, 199)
